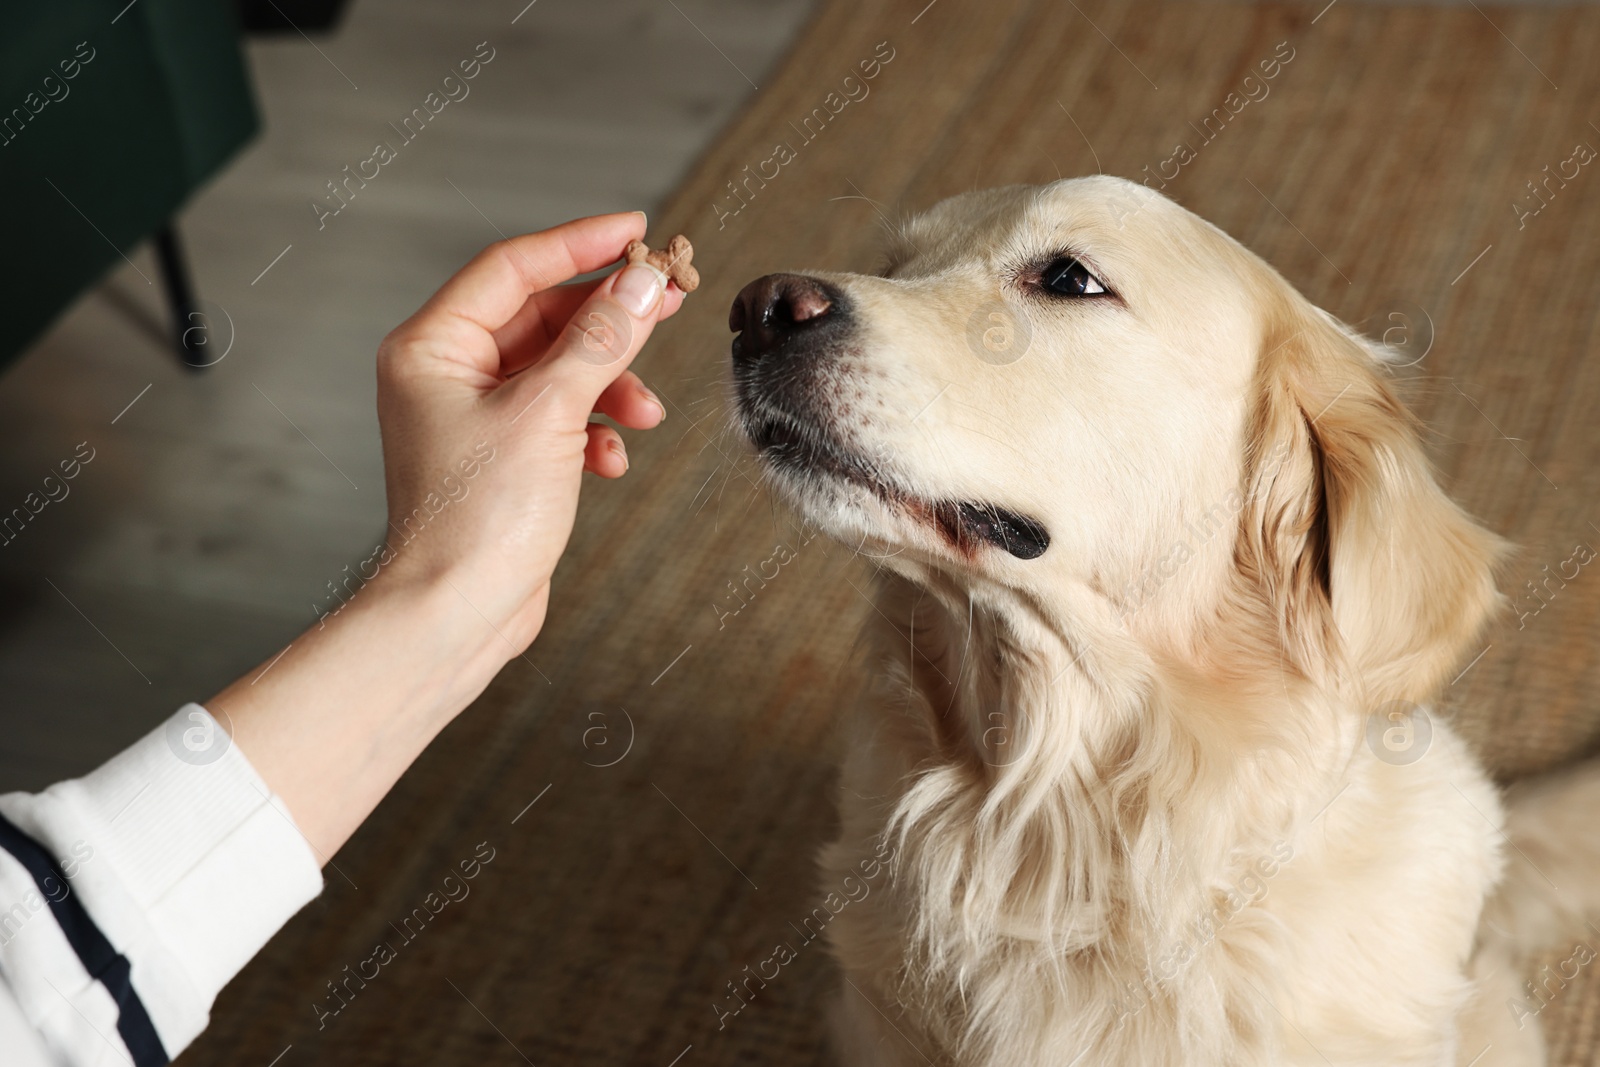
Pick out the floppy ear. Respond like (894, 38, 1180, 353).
(1239, 297, 1506, 705)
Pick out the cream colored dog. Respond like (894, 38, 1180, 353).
(728, 177, 1600, 1066)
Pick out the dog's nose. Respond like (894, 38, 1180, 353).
(729, 273, 836, 362)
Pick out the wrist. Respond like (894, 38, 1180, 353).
(213, 565, 519, 859)
(352, 568, 516, 725)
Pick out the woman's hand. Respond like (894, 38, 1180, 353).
(210, 213, 686, 860)
(376, 211, 683, 655)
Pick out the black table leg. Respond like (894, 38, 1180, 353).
(153, 224, 209, 370)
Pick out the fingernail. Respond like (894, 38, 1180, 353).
(640, 384, 666, 421)
(607, 438, 629, 471)
(613, 263, 666, 318)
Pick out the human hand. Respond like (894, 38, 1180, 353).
(374, 211, 685, 664)
(212, 213, 688, 860)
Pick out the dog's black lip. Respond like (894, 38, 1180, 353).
(936, 502, 1051, 561)
(746, 413, 1050, 561)
(748, 414, 872, 484)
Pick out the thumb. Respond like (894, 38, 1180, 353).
(505, 260, 670, 421)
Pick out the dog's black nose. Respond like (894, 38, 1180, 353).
(729, 273, 837, 363)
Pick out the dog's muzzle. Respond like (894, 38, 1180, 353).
(729, 273, 1051, 563)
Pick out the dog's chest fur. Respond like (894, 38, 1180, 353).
(820, 599, 1503, 1067)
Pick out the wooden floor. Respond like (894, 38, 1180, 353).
(5, 1, 1600, 1065)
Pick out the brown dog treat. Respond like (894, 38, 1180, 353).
(624, 234, 699, 293)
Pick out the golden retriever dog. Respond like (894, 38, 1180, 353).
(728, 177, 1600, 1066)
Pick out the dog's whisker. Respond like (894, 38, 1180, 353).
(688, 465, 721, 514)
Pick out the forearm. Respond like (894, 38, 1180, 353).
(209, 574, 510, 862)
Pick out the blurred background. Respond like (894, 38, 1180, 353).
(2, 1, 1598, 1065)
(0, 0, 811, 789)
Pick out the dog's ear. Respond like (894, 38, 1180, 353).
(1238, 299, 1505, 705)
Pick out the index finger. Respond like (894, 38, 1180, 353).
(421, 211, 648, 335)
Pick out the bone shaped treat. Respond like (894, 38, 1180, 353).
(624, 234, 699, 294)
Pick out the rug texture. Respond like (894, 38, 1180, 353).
(185, 1, 1600, 1063)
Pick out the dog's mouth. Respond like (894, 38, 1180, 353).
(747, 413, 1050, 561)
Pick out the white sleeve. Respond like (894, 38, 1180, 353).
(0, 704, 323, 1065)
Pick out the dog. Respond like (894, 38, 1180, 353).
(728, 176, 1600, 1066)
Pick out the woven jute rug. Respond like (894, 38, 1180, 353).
(187, 1, 1600, 1063)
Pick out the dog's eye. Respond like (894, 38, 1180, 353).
(1040, 257, 1107, 297)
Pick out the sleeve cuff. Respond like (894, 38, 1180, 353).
(0, 703, 323, 1055)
